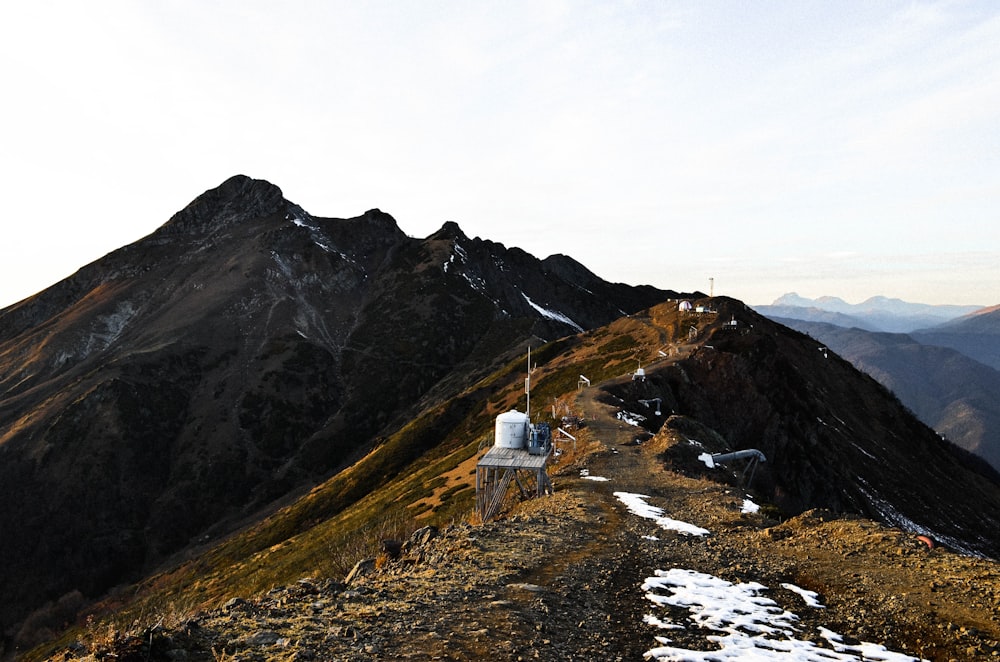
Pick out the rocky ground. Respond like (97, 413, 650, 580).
(53, 389, 1000, 662)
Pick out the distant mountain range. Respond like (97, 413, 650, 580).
(756, 292, 985, 333)
(3, 177, 1000, 657)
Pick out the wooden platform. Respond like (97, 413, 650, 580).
(475, 446, 552, 522)
(476, 446, 549, 470)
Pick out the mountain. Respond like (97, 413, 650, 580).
(774, 318, 1000, 472)
(758, 292, 984, 333)
(0, 175, 682, 652)
(913, 304, 1000, 371)
(5, 177, 1000, 658)
(750, 304, 878, 331)
(24, 298, 1000, 661)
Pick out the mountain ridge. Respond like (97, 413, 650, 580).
(25, 300, 1000, 662)
(4, 177, 1000, 658)
(0, 175, 681, 653)
(913, 306, 1000, 371)
(759, 292, 986, 333)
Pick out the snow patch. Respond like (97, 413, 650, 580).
(579, 469, 609, 482)
(443, 242, 469, 273)
(520, 292, 585, 333)
(643, 613, 682, 630)
(81, 300, 139, 360)
(643, 569, 797, 636)
(820, 628, 922, 661)
(741, 498, 760, 514)
(850, 441, 878, 461)
(288, 213, 338, 253)
(642, 569, 923, 661)
(460, 271, 489, 295)
(270, 251, 295, 279)
(781, 583, 825, 609)
(614, 492, 710, 536)
(617, 410, 646, 426)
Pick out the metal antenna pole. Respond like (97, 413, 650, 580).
(525, 346, 531, 418)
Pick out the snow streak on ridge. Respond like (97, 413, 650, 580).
(521, 292, 584, 333)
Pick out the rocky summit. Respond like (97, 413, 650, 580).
(2, 176, 999, 660)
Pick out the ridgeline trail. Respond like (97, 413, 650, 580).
(51, 383, 1000, 661)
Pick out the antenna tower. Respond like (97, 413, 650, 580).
(525, 346, 531, 418)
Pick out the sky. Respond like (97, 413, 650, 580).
(2, 1, 998, 310)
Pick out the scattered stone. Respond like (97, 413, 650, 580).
(344, 558, 376, 585)
(402, 525, 440, 553)
(248, 630, 280, 646)
(222, 597, 249, 611)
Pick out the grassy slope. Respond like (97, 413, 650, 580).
(26, 302, 710, 660)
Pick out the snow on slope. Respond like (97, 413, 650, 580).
(643, 569, 922, 661)
(521, 292, 585, 333)
(614, 492, 711, 537)
(607, 487, 925, 660)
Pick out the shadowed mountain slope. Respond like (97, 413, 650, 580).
(913, 304, 1000, 371)
(22, 297, 1000, 661)
(772, 319, 1000, 473)
(588, 301, 1000, 558)
(0, 175, 680, 649)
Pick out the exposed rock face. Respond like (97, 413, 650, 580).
(0, 176, 678, 647)
(160, 174, 286, 235)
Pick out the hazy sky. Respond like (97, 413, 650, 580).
(2, 1, 998, 309)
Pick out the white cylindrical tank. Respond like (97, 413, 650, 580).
(495, 410, 529, 449)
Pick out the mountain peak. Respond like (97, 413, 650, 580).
(161, 174, 286, 235)
(428, 220, 467, 241)
(771, 292, 816, 307)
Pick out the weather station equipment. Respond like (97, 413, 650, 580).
(638, 398, 662, 416)
(476, 347, 554, 522)
(710, 449, 766, 488)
